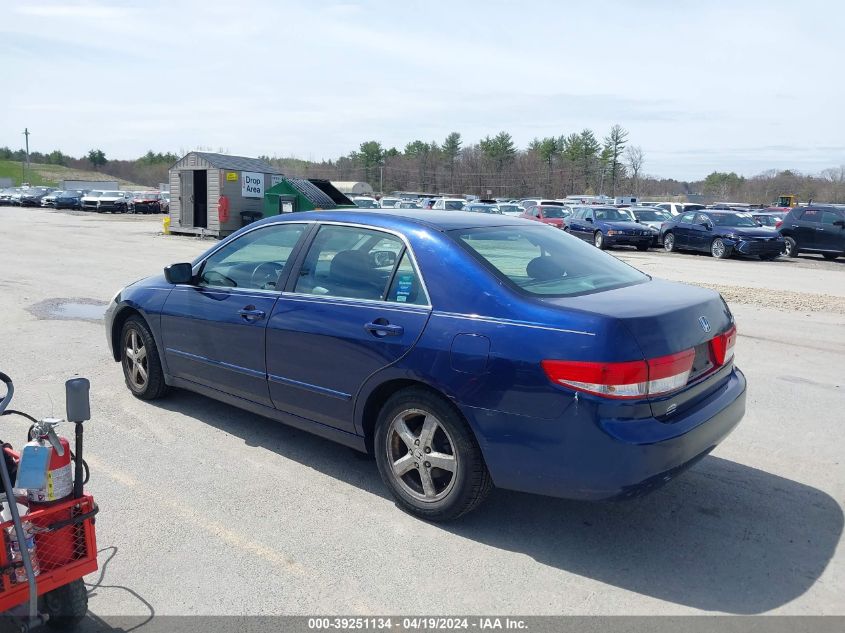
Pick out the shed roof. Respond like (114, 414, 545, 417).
(177, 152, 282, 174)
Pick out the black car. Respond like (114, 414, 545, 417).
(54, 190, 85, 210)
(779, 206, 845, 260)
(19, 188, 55, 207)
(661, 210, 784, 260)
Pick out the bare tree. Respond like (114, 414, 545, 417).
(624, 145, 645, 196)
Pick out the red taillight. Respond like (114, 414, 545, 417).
(541, 348, 695, 400)
(710, 324, 737, 366)
(775, 219, 783, 228)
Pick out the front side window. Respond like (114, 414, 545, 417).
(294, 225, 409, 301)
(453, 225, 647, 296)
(198, 223, 307, 290)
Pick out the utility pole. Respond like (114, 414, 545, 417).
(379, 161, 384, 195)
(22, 128, 30, 184)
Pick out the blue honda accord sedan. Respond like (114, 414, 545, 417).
(105, 210, 746, 520)
(661, 210, 785, 260)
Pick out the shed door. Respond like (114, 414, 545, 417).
(181, 171, 194, 227)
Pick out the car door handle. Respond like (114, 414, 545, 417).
(238, 307, 266, 321)
(364, 321, 404, 337)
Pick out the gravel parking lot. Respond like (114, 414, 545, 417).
(0, 207, 842, 620)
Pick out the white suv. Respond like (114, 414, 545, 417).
(432, 198, 466, 211)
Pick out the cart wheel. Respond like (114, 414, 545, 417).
(42, 579, 88, 629)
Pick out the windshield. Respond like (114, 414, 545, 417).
(710, 212, 758, 227)
(354, 199, 379, 208)
(87, 191, 103, 197)
(540, 207, 568, 218)
(104, 191, 122, 197)
(452, 225, 647, 296)
(635, 209, 671, 221)
(445, 200, 466, 210)
(498, 204, 520, 212)
(594, 208, 630, 221)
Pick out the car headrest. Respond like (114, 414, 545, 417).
(526, 256, 565, 281)
(329, 250, 376, 286)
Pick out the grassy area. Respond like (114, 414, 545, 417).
(0, 160, 145, 189)
(0, 160, 57, 186)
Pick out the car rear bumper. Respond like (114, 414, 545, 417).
(463, 367, 746, 500)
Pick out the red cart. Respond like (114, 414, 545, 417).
(0, 372, 99, 631)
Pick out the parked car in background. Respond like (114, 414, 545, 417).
(779, 205, 845, 260)
(631, 207, 672, 245)
(352, 197, 380, 209)
(41, 190, 61, 207)
(128, 191, 162, 214)
(751, 211, 787, 228)
(566, 206, 653, 250)
(160, 192, 171, 214)
(81, 190, 103, 211)
(396, 201, 422, 209)
(54, 190, 85, 210)
(379, 197, 401, 209)
(682, 203, 706, 213)
(0, 188, 18, 205)
(650, 202, 686, 216)
(432, 198, 466, 211)
(662, 211, 784, 260)
(19, 187, 55, 207)
(497, 203, 522, 216)
(466, 203, 502, 214)
(519, 198, 564, 210)
(521, 204, 571, 229)
(105, 210, 745, 520)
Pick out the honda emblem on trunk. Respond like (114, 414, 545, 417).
(699, 316, 711, 333)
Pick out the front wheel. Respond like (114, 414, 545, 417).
(42, 579, 87, 629)
(784, 236, 798, 257)
(594, 231, 607, 249)
(711, 238, 730, 259)
(663, 232, 676, 252)
(374, 388, 492, 521)
(120, 315, 168, 400)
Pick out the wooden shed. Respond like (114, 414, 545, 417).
(168, 152, 282, 237)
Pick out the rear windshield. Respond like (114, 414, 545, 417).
(634, 209, 671, 221)
(594, 208, 630, 221)
(539, 206, 568, 218)
(445, 200, 465, 210)
(452, 225, 648, 296)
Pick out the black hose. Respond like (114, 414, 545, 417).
(1, 410, 39, 424)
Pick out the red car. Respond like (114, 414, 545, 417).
(520, 204, 572, 229)
(128, 191, 163, 214)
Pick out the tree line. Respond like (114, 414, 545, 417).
(2, 133, 844, 204)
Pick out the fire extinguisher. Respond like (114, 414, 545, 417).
(25, 419, 73, 504)
(218, 195, 230, 224)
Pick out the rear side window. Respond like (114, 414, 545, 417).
(385, 252, 428, 305)
(678, 212, 695, 223)
(821, 211, 842, 225)
(799, 209, 822, 223)
(453, 226, 647, 297)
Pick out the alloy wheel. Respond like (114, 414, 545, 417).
(123, 329, 148, 391)
(664, 234, 674, 251)
(711, 239, 726, 258)
(385, 408, 458, 502)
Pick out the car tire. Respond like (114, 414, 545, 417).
(663, 232, 676, 252)
(42, 578, 87, 630)
(822, 253, 840, 260)
(594, 231, 607, 249)
(374, 387, 492, 521)
(636, 244, 649, 251)
(120, 315, 168, 400)
(784, 236, 798, 257)
(711, 238, 730, 259)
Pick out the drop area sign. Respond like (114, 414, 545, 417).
(242, 172, 264, 198)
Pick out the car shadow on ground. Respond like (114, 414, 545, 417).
(152, 390, 842, 615)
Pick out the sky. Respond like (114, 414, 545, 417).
(1, 0, 843, 181)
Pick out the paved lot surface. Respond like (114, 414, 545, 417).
(0, 208, 842, 619)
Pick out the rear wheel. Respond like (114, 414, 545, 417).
(594, 231, 607, 249)
(42, 579, 87, 629)
(374, 388, 492, 521)
(120, 315, 168, 400)
(784, 236, 799, 257)
(822, 253, 840, 260)
(663, 232, 676, 252)
(711, 238, 730, 259)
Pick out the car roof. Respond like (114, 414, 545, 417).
(258, 209, 527, 232)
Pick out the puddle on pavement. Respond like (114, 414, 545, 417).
(28, 298, 107, 322)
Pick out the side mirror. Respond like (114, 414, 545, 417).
(66, 378, 90, 423)
(834, 219, 845, 228)
(698, 221, 711, 229)
(586, 217, 593, 223)
(164, 262, 193, 284)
